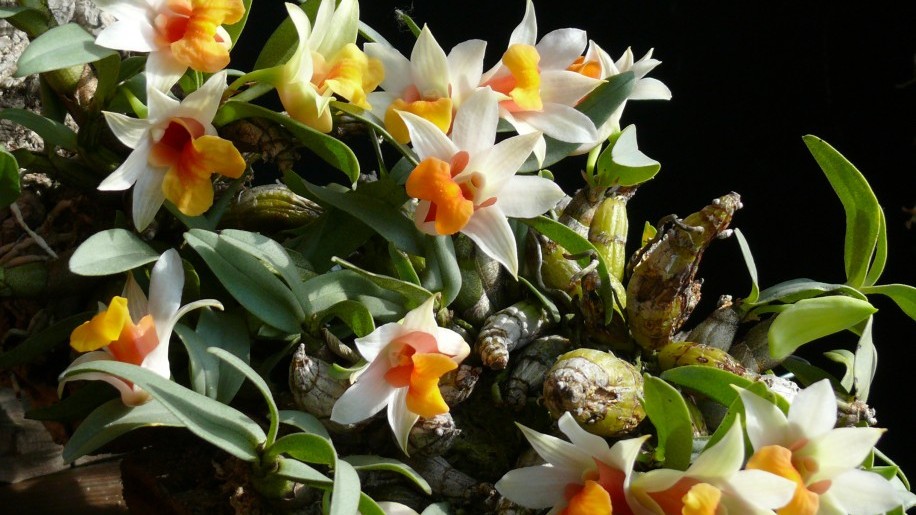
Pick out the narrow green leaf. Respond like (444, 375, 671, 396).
(174, 323, 218, 397)
(27, 381, 115, 422)
(860, 284, 916, 321)
(91, 53, 121, 108)
(803, 135, 883, 288)
(733, 229, 759, 305)
(823, 349, 856, 392)
(185, 229, 303, 334)
(214, 101, 359, 183)
(315, 300, 376, 338)
(421, 235, 462, 306)
(768, 296, 877, 360)
(0, 6, 48, 36)
(357, 494, 386, 515)
(278, 409, 330, 440)
(206, 310, 250, 403)
(16, 23, 116, 76)
(852, 316, 877, 402)
(388, 243, 422, 286)
(62, 398, 183, 463)
(0, 108, 77, 151)
(780, 356, 846, 392)
(518, 276, 561, 324)
(69, 229, 159, 276)
(274, 457, 333, 486)
(223, 0, 253, 50)
(660, 365, 790, 412)
(330, 460, 362, 515)
(209, 347, 279, 446)
(301, 269, 405, 321)
(0, 312, 90, 369)
(343, 455, 432, 494)
(332, 257, 432, 310)
(642, 375, 693, 470)
(219, 229, 312, 310)
(863, 209, 887, 287)
(0, 147, 21, 209)
(61, 360, 266, 461)
(266, 432, 336, 466)
(756, 278, 867, 305)
(394, 9, 422, 37)
(253, 15, 295, 70)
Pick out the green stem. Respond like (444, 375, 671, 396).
(369, 127, 387, 178)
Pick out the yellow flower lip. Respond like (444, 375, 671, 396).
(155, 0, 246, 73)
(382, 331, 457, 419)
(485, 43, 543, 112)
(311, 44, 384, 110)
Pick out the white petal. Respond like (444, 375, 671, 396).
(145, 85, 180, 124)
(59, 352, 148, 406)
(354, 322, 405, 363)
(411, 26, 450, 98)
(535, 28, 588, 70)
(606, 436, 651, 484)
(400, 111, 459, 162)
(828, 469, 904, 515)
(103, 111, 149, 148)
(95, 19, 158, 52)
(330, 358, 396, 424)
(496, 465, 576, 509)
(145, 51, 187, 93)
(388, 387, 419, 454)
(496, 175, 564, 219)
(317, 0, 358, 57)
(364, 42, 412, 95)
(461, 205, 518, 277)
(307, 0, 335, 51)
(558, 412, 608, 458)
(787, 379, 837, 442)
(737, 386, 788, 450)
(451, 87, 499, 153)
(514, 104, 597, 144)
(131, 164, 166, 231)
(585, 40, 616, 78)
(98, 138, 152, 191)
(284, 3, 314, 81)
(539, 69, 603, 106)
(433, 326, 470, 361)
(467, 131, 540, 197)
(724, 469, 796, 510)
(93, 0, 150, 20)
(148, 249, 183, 338)
(630, 467, 684, 498)
(447, 39, 486, 106)
(817, 492, 853, 515)
(630, 77, 672, 101)
(412, 200, 439, 236)
(400, 295, 439, 335)
(518, 421, 593, 471)
(175, 71, 228, 123)
(375, 502, 420, 515)
(509, 0, 537, 46)
(121, 272, 149, 324)
(688, 419, 744, 480)
(801, 427, 884, 483)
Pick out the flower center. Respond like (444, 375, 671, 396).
(647, 477, 723, 515)
(568, 56, 602, 79)
(746, 445, 820, 515)
(154, 0, 246, 73)
(311, 44, 384, 110)
(384, 84, 453, 144)
(381, 331, 458, 418)
(485, 43, 543, 112)
(70, 297, 159, 366)
(406, 154, 486, 235)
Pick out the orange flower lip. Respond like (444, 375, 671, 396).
(382, 331, 458, 419)
(154, 0, 246, 73)
(406, 156, 475, 235)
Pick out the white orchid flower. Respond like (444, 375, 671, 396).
(60, 249, 222, 406)
(99, 71, 245, 231)
(572, 44, 672, 154)
(330, 295, 470, 454)
(275, 1, 383, 133)
(365, 25, 486, 144)
(479, 0, 602, 165)
(738, 379, 910, 515)
(93, 0, 245, 91)
(496, 412, 649, 514)
(631, 419, 796, 515)
(400, 87, 564, 276)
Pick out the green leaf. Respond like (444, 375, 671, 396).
(0, 6, 48, 36)
(852, 316, 877, 403)
(519, 73, 635, 172)
(733, 229, 759, 305)
(330, 460, 362, 515)
(642, 375, 693, 470)
(174, 309, 249, 403)
(61, 360, 266, 461)
(209, 347, 280, 446)
(184, 229, 303, 334)
(595, 124, 661, 187)
(0, 147, 21, 209)
(0, 312, 90, 369)
(343, 455, 432, 494)
(660, 365, 790, 412)
(301, 180, 421, 255)
(314, 300, 376, 338)
(16, 23, 117, 76)
(768, 296, 877, 360)
(0, 108, 77, 151)
(388, 243, 422, 285)
(223, 0, 253, 50)
(301, 269, 405, 321)
(756, 278, 867, 305)
(860, 283, 916, 321)
(521, 216, 619, 322)
(253, 14, 295, 70)
(803, 135, 884, 287)
(69, 229, 159, 276)
(214, 101, 358, 183)
(780, 356, 845, 392)
(62, 398, 183, 463)
(219, 229, 312, 310)
(266, 432, 336, 468)
(278, 409, 330, 440)
(274, 457, 333, 486)
(332, 257, 432, 310)
(824, 349, 856, 392)
(421, 235, 462, 306)
(27, 381, 116, 422)
(357, 494, 386, 515)
(518, 276, 562, 324)
(863, 209, 887, 287)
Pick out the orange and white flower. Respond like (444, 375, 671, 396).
(401, 87, 564, 276)
(99, 71, 245, 231)
(738, 379, 911, 515)
(330, 295, 469, 454)
(365, 25, 486, 143)
(480, 0, 603, 165)
(59, 249, 222, 406)
(93, 0, 245, 91)
(496, 412, 648, 514)
(631, 419, 796, 515)
(275, 1, 383, 133)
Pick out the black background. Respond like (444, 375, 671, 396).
(235, 1, 915, 477)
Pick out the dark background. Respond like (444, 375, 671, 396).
(236, 1, 915, 476)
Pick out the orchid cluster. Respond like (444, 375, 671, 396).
(2, 0, 913, 513)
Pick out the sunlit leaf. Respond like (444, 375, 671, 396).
(16, 23, 116, 76)
(756, 278, 867, 305)
(733, 229, 759, 305)
(421, 235, 462, 307)
(278, 409, 330, 440)
(0, 108, 77, 151)
(823, 349, 856, 392)
(595, 125, 661, 187)
(209, 347, 279, 445)
(343, 455, 432, 494)
(301, 269, 405, 321)
(274, 457, 333, 486)
(642, 375, 693, 470)
(330, 460, 362, 515)
(768, 296, 876, 360)
(860, 283, 916, 321)
(69, 229, 159, 276)
(780, 356, 845, 392)
(852, 316, 877, 402)
(332, 257, 431, 310)
(661, 365, 790, 412)
(314, 300, 376, 338)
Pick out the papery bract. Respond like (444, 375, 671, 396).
(496, 412, 648, 514)
(94, 0, 245, 91)
(738, 379, 908, 515)
(60, 249, 222, 406)
(330, 296, 470, 454)
(99, 71, 245, 231)
(401, 87, 564, 276)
